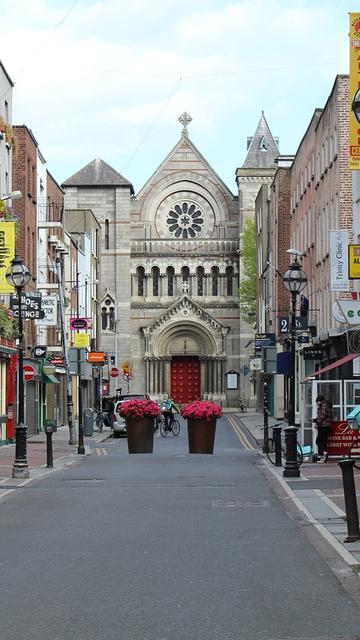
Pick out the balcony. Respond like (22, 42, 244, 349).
(130, 238, 239, 256)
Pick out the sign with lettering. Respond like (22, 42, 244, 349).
(330, 230, 349, 290)
(74, 333, 90, 349)
(36, 295, 57, 326)
(10, 292, 44, 319)
(0, 222, 15, 293)
(348, 244, 360, 279)
(301, 346, 322, 360)
(279, 317, 308, 333)
(349, 13, 360, 170)
(336, 300, 360, 325)
(327, 420, 360, 457)
(255, 333, 276, 347)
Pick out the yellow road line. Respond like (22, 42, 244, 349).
(95, 448, 108, 456)
(228, 415, 254, 450)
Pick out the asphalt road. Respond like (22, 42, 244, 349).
(1, 416, 360, 640)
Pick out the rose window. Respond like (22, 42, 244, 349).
(166, 202, 204, 238)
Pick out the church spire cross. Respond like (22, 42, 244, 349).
(178, 112, 192, 136)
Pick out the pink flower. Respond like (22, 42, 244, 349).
(119, 399, 161, 419)
(180, 401, 222, 421)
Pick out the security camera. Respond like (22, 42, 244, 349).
(287, 248, 305, 257)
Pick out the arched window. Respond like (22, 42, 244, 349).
(152, 266, 160, 296)
(104, 219, 109, 250)
(226, 266, 234, 296)
(211, 266, 219, 296)
(197, 266, 205, 296)
(181, 266, 190, 294)
(167, 266, 174, 296)
(101, 296, 115, 331)
(137, 266, 145, 297)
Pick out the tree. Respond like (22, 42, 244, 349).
(239, 216, 257, 323)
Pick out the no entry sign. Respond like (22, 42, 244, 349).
(110, 367, 119, 378)
(23, 364, 35, 382)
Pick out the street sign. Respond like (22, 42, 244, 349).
(123, 373, 132, 381)
(255, 333, 276, 347)
(279, 316, 308, 333)
(110, 367, 119, 378)
(87, 351, 106, 364)
(70, 317, 89, 330)
(34, 345, 47, 358)
(297, 335, 310, 344)
(23, 364, 35, 382)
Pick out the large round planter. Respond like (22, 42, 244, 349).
(187, 418, 217, 454)
(125, 417, 154, 454)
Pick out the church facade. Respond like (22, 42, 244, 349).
(63, 113, 278, 406)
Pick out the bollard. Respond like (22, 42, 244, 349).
(46, 430, 53, 468)
(283, 426, 300, 478)
(273, 426, 282, 467)
(338, 459, 360, 542)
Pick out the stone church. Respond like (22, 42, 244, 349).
(63, 113, 279, 406)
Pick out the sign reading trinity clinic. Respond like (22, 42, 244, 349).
(349, 13, 360, 170)
(348, 244, 360, 278)
(330, 230, 349, 291)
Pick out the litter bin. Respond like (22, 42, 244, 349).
(83, 408, 94, 436)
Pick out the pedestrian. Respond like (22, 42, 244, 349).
(312, 394, 333, 462)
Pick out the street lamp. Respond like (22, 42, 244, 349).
(282, 255, 307, 478)
(5, 255, 31, 478)
(1, 190, 22, 202)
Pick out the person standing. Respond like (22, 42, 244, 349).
(312, 395, 333, 462)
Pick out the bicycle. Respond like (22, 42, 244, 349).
(238, 399, 248, 414)
(160, 415, 180, 437)
(264, 423, 303, 466)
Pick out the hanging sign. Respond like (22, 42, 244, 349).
(10, 292, 44, 319)
(73, 333, 90, 349)
(36, 295, 57, 326)
(348, 245, 360, 278)
(329, 230, 349, 291)
(87, 351, 106, 364)
(0, 222, 15, 293)
(70, 317, 89, 330)
(349, 13, 360, 169)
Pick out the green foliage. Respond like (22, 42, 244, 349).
(0, 304, 16, 339)
(239, 216, 257, 323)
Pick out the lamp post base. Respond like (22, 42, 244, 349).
(12, 464, 29, 479)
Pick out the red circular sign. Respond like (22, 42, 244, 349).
(23, 364, 35, 382)
(110, 367, 119, 378)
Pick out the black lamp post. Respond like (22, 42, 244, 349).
(282, 256, 307, 478)
(5, 255, 31, 478)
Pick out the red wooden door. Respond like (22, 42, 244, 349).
(171, 357, 200, 404)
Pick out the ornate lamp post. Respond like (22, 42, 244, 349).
(5, 255, 31, 478)
(282, 256, 307, 478)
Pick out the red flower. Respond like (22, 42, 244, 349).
(180, 401, 222, 421)
(119, 399, 161, 419)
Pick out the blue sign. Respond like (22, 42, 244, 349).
(255, 333, 276, 347)
(297, 335, 310, 344)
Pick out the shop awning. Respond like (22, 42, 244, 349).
(42, 372, 60, 384)
(301, 352, 359, 383)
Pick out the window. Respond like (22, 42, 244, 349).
(152, 266, 160, 296)
(226, 266, 234, 296)
(211, 266, 219, 296)
(101, 296, 115, 331)
(104, 219, 109, 250)
(167, 266, 174, 296)
(197, 266, 205, 296)
(181, 266, 190, 293)
(137, 266, 145, 297)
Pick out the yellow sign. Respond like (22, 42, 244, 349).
(349, 14, 360, 169)
(348, 244, 360, 278)
(74, 333, 90, 348)
(0, 222, 15, 293)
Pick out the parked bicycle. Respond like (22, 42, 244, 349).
(160, 415, 180, 437)
(264, 423, 303, 466)
(238, 399, 248, 413)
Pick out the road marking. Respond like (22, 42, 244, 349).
(228, 415, 254, 450)
(313, 488, 345, 517)
(95, 448, 108, 456)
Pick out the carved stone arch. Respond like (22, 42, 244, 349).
(153, 321, 217, 358)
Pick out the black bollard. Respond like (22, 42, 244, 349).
(45, 427, 54, 468)
(283, 426, 300, 478)
(273, 426, 282, 467)
(338, 459, 360, 542)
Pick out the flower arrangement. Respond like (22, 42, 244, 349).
(181, 401, 222, 421)
(119, 398, 161, 420)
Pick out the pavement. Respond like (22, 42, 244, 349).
(236, 410, 360, 570)
(2, 412, 360, 575)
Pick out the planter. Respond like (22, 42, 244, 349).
(125, 416, 154, 454)
(187, 418, 217, 454)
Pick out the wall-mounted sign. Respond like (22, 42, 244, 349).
(255, 333, 276, 347)
(349, 13, 360, 170)
(225, 370, 238, 390)
(0, 222, 15, 293)
(301, 347, 322, 360)
(10, 292, 44, 319)
(348, 244, 360, 278)
(36, 295, 57, 326)
(34, 345, 47, 359)
(73, 333, 90, 349)
(249, 357, 262, 371)
(336, 300, 360, 325)
(87, 351, 106, 364)
(330, 230, 349, 291)
(70, 317, 89, 330)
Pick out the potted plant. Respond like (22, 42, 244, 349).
(119, 398, 161, 453)
(181, 401, 222, 454)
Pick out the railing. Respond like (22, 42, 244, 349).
(130, 238, 239, 255)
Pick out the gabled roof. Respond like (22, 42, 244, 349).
(62, 158, 134, 193)
(242, 112, 279, 169)
(144, 295, 228, 335)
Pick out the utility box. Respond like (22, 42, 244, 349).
(83, 408, 94, 436)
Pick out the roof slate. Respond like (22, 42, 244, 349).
(62, 158, 134, 192)
(242, 112, 279, 169)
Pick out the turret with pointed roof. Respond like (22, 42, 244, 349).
(242, 112, 279, 169)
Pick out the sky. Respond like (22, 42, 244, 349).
(0, 0, 358, 193)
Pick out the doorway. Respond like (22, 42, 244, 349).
(171, 356, 200, 404)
